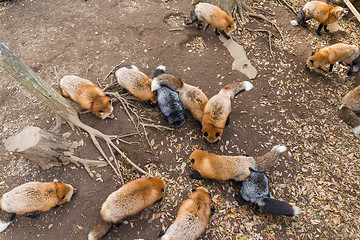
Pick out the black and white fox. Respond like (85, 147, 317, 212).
(234, 171, 301, 217)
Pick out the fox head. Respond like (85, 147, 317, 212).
(55, 183, 76, 205)
(331, 6, 347, 20)
(306, 52, 321, 70)
(92, 96, 114, 119)
(201, 124, 223, 143)
(189, 149, 209, 170)
(224, 17, 236, 35)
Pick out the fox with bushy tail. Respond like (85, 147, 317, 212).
(189, 145, 287, 181)
(234, 171, 301, 217)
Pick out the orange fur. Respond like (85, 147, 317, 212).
(302, 1, 345, 25)
(201, 81, 253, 143)
(1, 182, 75, 215)
(160, 187, 212, 240)
(193, 3, 236, 35)
(151, 73, 208, 122)
(59, 75, 113, 119)
(115, 65, 156, 104)
(338, 84, 360, 134)
(307, 43, 360, 71)
(88, 177, 165, 240)
(189, 145, 286, 181)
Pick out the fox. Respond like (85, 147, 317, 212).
(88, 177, 165, 240)
(234, 171, 301, 217)
(114, 65, 157, 106)
(306, 43, 360, 76)
(189, 145, 287, 181)
(58, 75, 114, 119)
(186, 3, 236, 39)
(151, 68, 208, 122)
(154, 66, 186, 127)
(290, 1, 347, 36)
(338, 84, 360, 134)
(0, 182, 76, 232)
(159, 187, 213, 240)
(201, 81, 253, 143)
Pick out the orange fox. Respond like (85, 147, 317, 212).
(0, 182, 75, 232)
(189, 145, 286, 181)
(59, 75, 114, 119)
(306, 43, 360, 76)
(115, 65, 156, 106)
(338, 84, 360, 134)
(291, 1, 347, 35)
(201, 81, 253, 143)
(159, 187, 212, 240)
(186, 3, 236, 39)
(88, 177, 165, 240)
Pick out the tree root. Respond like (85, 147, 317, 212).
(245, 28, 274, 57)
(277, 0, 297, 15)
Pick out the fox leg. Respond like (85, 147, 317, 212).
(329, 64, 334, 72)
(189, 172, 207, 180)
(324, 25, 329, 32)
(316, 23, 324, 36)
(215, 29, 231, 39)
(233, 192, 245, 205)
(347, 67, 353, 76)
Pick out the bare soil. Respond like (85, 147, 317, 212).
(0, 0, 359, 239)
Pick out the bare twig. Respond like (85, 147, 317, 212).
(247, 12, 285, 41)
(246, 28, 274, 57)
(277, 0, 297, 15)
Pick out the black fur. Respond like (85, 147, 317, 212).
(154, 66, 166, 78)
(157, 86, 186, 127)
(225, 115, 230, 126)
(316, 23, 324, 36)
(235, 171, 299, 216)
(25, 212, 40, 220)
(189, 172, 207, 180)
(210, 207, 216, 216)
(329, 64, 334, 72)
(219, 30, 231, 39)
(158, 230, 165, 237)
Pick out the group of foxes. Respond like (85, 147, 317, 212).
(1, 1, 360, 239)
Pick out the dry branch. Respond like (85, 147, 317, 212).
(245, 28, 274, 56)
(0, 40, 153, 183)
(4, 126, 108, 178)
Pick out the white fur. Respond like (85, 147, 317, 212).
(130, 65, 139, 71)
(156, 65, 166, 72)
(243, 81, 254, 91)
(0, 220, 11, 233)
(353, 126, 360, 135)
(290, 20, 298, 26)
(292, 206, 302, 217)
(272, 145, 287, 153)
(151, 79, 161, 92)
(88, 232, 96, 240)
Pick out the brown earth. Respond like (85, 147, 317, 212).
(0, 0, 359, 240)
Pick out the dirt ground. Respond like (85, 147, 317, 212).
(0, 0, 359, 239)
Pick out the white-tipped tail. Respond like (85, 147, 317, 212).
(272, 145, 287, 153)
(290, 20, 298, 26)
(156, 65, 166, 71)
(243, 81, 254, 91)
(0, 220, 11, 232)
(151, 79, 161, 92)
(130, 65, 139, 71)
(292, 206, 301, 216)
(353, 126, 360, 135)
(88, 232, 96, 240)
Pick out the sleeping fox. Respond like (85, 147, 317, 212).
(291, 1, 347, 36)
(186, 3, 236, 39)
(306, 43, 360, 76)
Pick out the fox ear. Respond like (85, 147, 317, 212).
(309, 59, 314, 64)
